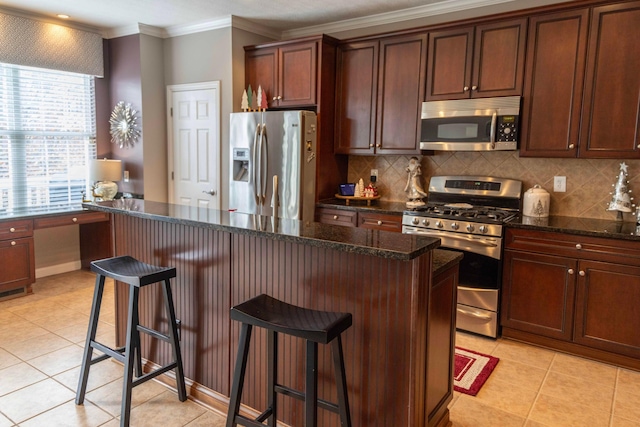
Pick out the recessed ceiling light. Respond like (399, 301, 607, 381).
(57, 14, 70, 19)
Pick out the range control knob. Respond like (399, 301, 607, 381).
(451, 222, 459, 231)
(421, 219, 430, 226)
(466, 224, 475, 232)
(435, 220, 444, 228)
(479, 225, 488, 234)
(411, 217, 419, 225)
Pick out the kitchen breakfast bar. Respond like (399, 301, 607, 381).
(84, 200, 460, 427)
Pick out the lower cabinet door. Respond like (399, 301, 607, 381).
(574, 260, 640, 358)
(501, 250, 576, 341)
(0, 237, 35, 293)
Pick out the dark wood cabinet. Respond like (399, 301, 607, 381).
(0, 220, 35, 298)
(315, 207, 358, 227)
(502, 227, 640, 369)
(335, 34, 426, 155)
(245, 41, 316, 108)
(519, 9, 589, 157)
(426, 19, 526, 100)
(316, 207, 402, 232)
(579, 1, 640, 158)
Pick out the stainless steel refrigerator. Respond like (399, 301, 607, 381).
(229, 110, 317, 223)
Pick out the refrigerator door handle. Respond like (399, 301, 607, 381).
(252, 124, 261, 205)
(271, 174, 279, 217)
(260, 124, 268, 205)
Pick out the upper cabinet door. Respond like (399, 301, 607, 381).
(426, 19, 526, 101)
(277, 42, 317, 107)
(376, 34, 427, 154)
(245, 47, 278, 109)
(334, 41, 379, 155)
(520, 10, 589, 157)
(472, 19, 527, 98)
(426, 27, 474, 100)
(579, 1, 640, 158)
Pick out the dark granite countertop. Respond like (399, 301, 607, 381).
(432, 249, 463, 277)
(317, 198, 406, 215)
(0, 204, 89, 222)
(508, 215, 640, 241)
(84, 200, 440, 261)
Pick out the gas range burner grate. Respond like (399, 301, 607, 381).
(408, 204, 518, 223)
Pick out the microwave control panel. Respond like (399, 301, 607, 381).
(496, 115, 519, 142)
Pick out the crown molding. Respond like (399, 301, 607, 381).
(230, 16, 282, 40)
(0, 6, 103, 36)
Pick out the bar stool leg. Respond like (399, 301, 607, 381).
(305, 340, 318, 427)
(162, 278, 187, 401)
(132, 302, 143, 378)
(120, 285, 139, 427)
(266, 330, 277, 426)
(332, 336, 352, 427)
(226, 323, 253, 427)
(76, 274, 105, 404)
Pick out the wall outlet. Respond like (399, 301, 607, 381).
(370, 169, 378, 178)
(123, 170, 130, 183)
(554, 176, 566, 192)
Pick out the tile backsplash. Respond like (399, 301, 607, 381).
(348, 152, 640, 221)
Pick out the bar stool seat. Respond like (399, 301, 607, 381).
(226, 293, 352, 427)
(76, 256, 187, 427)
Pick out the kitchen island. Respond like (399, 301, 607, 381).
(84, 200, 457, 427)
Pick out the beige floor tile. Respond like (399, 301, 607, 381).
(54, 359, 125, 394)
(610, 416, 640, 427)
(528, 393, 611, 427)
(0, 348, 21, 370)
(455, 331, 500, 356)
(128, 390, 206, 427)
(27, 344, 84, 376)
(98, 419, 120, 427)
(449, 394, 526, 427)
(0, 362, 48, 396)
(19, 399, 113, 427)
(491, 339, 556, 370)
(473, 375, 538, 418)
(0, 378, 75, 423)
(31, 310, 90, 333)
(539, 371, 614, 414)
(617, 368, 640, 397)
(1, 332, 74, 361)
(85, 376, 168, 416)
(486, 358, 548, 392)
(524, 421, 551, 427)
(614, 388, 640, 423)
(184, 409, 227, 426)
(0, 310, 24, 324)
(549, 353, 617, 388)
(0, 412, 13, 427)
(0, 321, 50, 347)
(54, 321, 93, 344)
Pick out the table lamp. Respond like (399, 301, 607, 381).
(90, 158, 122, 201)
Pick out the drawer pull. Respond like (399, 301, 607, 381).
(575, 243, 582, 250)
(568, 269, 574, 275)
(72, 217, 78, 223)
(579, 270, 585, 276)
(9, 227, 15, 232)
(11, 241, 16, 246)
(333, 215, 339, 220)
(377, 220, 383, 226)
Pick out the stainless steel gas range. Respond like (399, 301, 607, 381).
(402, 176, 523, 338)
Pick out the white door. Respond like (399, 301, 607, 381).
(167, 82, 220, 209)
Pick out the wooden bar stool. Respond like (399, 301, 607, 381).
(226, 293, 352, 427)
(75, 256, 187, 427)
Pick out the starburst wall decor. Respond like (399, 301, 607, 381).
(109, 101, 141, 148)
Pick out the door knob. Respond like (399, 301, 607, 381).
(202, 190, 216, 196)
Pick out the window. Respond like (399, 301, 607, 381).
(0, 63, 96, 213)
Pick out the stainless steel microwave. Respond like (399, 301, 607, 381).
(420, 96, 521, 151)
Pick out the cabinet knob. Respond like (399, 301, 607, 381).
(579, 270, 585, 276)
(9, 227, 15, 232)
(569, 144, 575, 149)
(568, 269, 574, 275)
(72, 217, 78, 223)
(377, 220, 383, 226)
(376, 143, 381, 148)
(272, 96, 277, 101)
(277, 95, 282, 100)
(471, 85, 478, 91)
(463, 86, 470, 91)
(369, 144, 374, 148)
(333, 215, 338, 220)
(575, 243, 582, 250)
(11, 241, 16, 246)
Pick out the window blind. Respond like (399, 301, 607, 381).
(0, 63, 96, 213)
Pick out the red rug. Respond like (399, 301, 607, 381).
(454, 347, 499, 396)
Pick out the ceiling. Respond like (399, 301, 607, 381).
(0, 0, 574, 38)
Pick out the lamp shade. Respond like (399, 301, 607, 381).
(90, 159, 122, 182)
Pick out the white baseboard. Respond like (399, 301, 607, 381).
(35, 261, 82, 279)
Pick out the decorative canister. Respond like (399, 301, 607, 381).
(522, 184, 550, 217)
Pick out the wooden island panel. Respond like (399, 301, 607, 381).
(110, 212, 451, 427)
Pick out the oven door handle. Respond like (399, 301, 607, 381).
(458, 307, 494, 320)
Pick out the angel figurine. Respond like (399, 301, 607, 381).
(404, 157, 427, 207)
